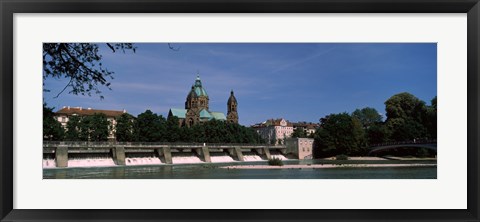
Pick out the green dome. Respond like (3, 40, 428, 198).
(193, 75, 208, 97)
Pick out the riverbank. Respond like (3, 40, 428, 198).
(221, 163, 437, 169)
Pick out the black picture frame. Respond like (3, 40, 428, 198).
(1, 0, 479, 221)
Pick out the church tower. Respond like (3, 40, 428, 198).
(169, 75, 235, 127)
(227, 90, 238, 124)
(184, 75, 210, 127)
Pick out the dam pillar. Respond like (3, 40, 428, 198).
(234, 147, 244, 161)
(201, 146, 211, 163)
(160, 147, 173, 164)
(112, 146, 126, 166)
(255, 148, 264, 155)
(55, 145, 68, 167)
(263, 147, 271, 159)
(228, 149, 237, 159)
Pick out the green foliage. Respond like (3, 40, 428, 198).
(335, 154, 348, 160)
(65, 113, 110, 141)
(109, 111, 266, 143)
(268, 157, 284, 166)
(352, 107, 382, 129)
(313, 113, 366, 158)
(166, 116, 182, 142)
(75, 113, 110, 141)
(312, 92, 436, 159)
(384, 92, 429, 141)
(115, 113, 135, 142)
(424, 96, 437, 139)
(43, 103, 64, 141)
(43, 43, 136, 99)
(366, 122, 389, 145)
(134, 110, 164, 142)
(181, 120, 263, 144)
(65, 115, 81, 141)
(87, 113, 110, 141)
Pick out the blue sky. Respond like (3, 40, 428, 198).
(43, 43, 437, 126)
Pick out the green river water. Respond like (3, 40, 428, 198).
(43, 159, 437, 179)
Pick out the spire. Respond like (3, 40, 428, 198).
(195, 75, 202, 87)
(228, 90, 237, 104)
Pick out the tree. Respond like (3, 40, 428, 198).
(115, 113, 135, 142)
(313, 113, 366, 158)
(134, 110, 163, 142)
(88, 113, 110, 141)
(166, 116, 182, 142)
(76, 113, 110, 141)
(43, 43, 136, 99)
(65, 115, 81, 141)
(424, 96, 437, 139)
(43, 103, 64, 141)
(351, 107, 383, 129)
(291, 127, 307, 138)
(384, 92, 428, 141)
(365, 122, 390, 145)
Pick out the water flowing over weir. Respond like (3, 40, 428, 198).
(42, 152, 289, 167)
(125, 153, 163, 166)
(210, 152, 235, 163)
(243, 152, 264, 161)
(43, 153, 56, 168)
(172, 153, 203, 164)
(67, 153, 116, 167)
(42, 142, 291, 168)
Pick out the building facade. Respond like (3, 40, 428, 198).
(252, 118, 294, 145)
(55, 106, 127, 140)
(168, 76, 239, 127)
(286, 137, 314, 159)
(292, 122, 319, 136)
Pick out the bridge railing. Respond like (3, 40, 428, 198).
(43, 141, 283, 148)
(370, 139, 437, 148)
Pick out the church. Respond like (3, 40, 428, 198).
(168, 76, 238, 127)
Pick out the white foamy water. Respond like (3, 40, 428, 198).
(210, 154, 235, 163)
(243, 155, 263, 161)
(126, 157, 162, 165)
(172, 154, 202, 164)
(43, 159, 56, 168)
(271, 154, 288, 160)
(68, 158, 116, 167)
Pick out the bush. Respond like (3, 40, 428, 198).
(336, 154, 349, 160)
(268, 157, 284, 166)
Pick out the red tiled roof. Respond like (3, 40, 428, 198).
(257, 118, 293, 127)
(56, 107, 125, 117)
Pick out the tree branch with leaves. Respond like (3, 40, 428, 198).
(43, 43, 136, 99)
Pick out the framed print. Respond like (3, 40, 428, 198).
(1, 0, 479, 221)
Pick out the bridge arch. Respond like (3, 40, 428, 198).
(367, 141, 437, 156)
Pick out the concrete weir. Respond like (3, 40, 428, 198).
(43, 142, 288, 168)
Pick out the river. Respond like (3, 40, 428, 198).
(43, 159, 437, 179)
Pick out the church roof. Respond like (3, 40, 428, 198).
(168, 108, 226, 121)
(169, 108, 186, 118)
(210, 112, 226, 120)
(199, 109, 212, 119)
